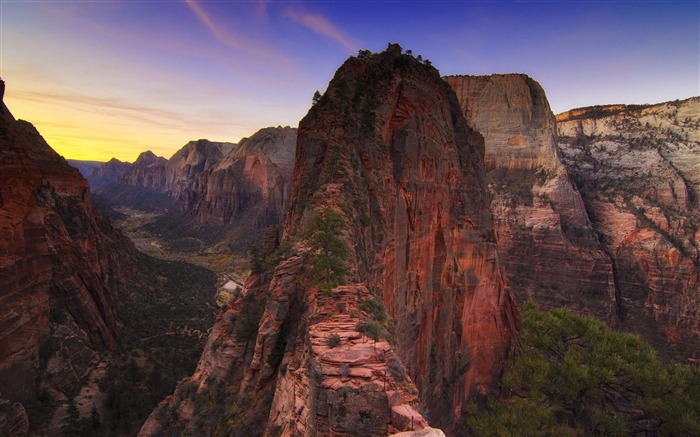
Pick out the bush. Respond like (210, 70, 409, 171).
(325, 333, 341, 348)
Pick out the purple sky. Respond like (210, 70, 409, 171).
(1, 0, 698, 161)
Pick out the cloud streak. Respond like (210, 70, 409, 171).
(185, 0, 273, 58)
(285, 8, 356, 52)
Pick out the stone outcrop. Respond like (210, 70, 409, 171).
(0, 100, 122, 406)
(141, 45, 517, 436)
(556, 98, 700, 360)
(445, 74, 616, 321)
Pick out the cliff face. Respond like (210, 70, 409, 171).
(164, 139, 227, 202)
(445, 75, 616, 321)
(141, 46, 516, 436)
(556, 98, 700, 360)
(0, 102, 122, 408)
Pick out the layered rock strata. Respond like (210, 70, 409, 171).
(445, 74, 616, 321)
(557, 98, 700, 360)
(141, 45, 517, 436)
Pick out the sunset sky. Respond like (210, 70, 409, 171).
(2, 0, 698, 162)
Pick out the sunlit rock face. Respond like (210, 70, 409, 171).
(446, 74, 616, 322)
(140, 45, 517, 436)
(556, 98, 700, 361)
(0, 100, 123, 410)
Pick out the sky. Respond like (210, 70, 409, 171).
(1, 0, 698, 162)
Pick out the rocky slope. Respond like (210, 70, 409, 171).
(0, 99, 123, 430)
(445, 74, 616, 321)
(556, 98, 700, 360)
(185, 127, 296, 229)
(140, 45, 517, 436)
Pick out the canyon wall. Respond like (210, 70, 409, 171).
(0, 100, 124, 431)
(557, 98, 700, 360)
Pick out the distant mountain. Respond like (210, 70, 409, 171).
(87, 157, 132, 190)
(67, 159, 102, 178)
(93, 129, 297, 251)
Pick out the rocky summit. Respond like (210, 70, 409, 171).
(140, 44, 517, 436)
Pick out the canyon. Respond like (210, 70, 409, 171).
(91, 127, 296, 253)
(2, 45, 697, 436)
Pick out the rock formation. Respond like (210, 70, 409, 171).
(556, 98, 700, 360)
(445, 74, 616, 321)
(118, 150, 168, 190)
(66, 159, 102, 179)
(141, 45, 517, 436)
(0, 99, 122, 414)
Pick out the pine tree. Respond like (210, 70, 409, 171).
(61, 397, 82, 437)
(310, 207, 350, 292)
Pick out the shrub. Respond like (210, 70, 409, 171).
(325, 333, 341, 349)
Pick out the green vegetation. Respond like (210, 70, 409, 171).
(235, 294, 267, 341)
(355, 294, 392, 349)
(326, 333, 341, 348)
(94, 251, 217, 436)
(310, 207, 350, 292)
(460, 302, 700, 436)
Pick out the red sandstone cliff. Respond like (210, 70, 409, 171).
(556, 98, 700, 360)
(0, 100, 123, 425)
(140, 45, 516, 436)
(445, 74, 616, 321)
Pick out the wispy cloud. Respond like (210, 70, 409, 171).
(285, 8, 356, 52)
(185, 0, 273, 57)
